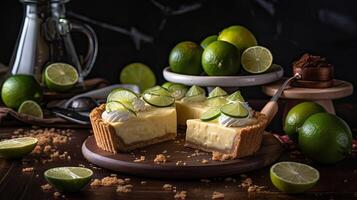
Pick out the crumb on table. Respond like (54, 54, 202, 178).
(174, 191, 187, 200)
(212, 191, 225, 199)
(154, 154, 167, 164)
(22, 167, 34, 173)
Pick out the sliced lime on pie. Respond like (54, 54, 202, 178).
(90, 86, 177, 153)
(162, 82, 188, 100)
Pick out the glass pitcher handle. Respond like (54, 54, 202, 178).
(70, 21, 98, 78)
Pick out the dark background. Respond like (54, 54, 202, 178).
(0, 0, 356, 100)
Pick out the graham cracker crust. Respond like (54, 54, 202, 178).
(185, 112, 268, 161)
(89, 104, 176, 153)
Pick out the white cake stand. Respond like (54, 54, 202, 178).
(163, 64, 284, 88)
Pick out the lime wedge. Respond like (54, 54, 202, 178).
(0, 137, 38, 159)
(44, 167, 93, 192)
(143, 86, 175, 107)
(201, 107, 221, 121)
(241, 46, 273, 74)
(18, 100, 43, 118)
(105, 101, 136, 116)
(206, 97, 228, 107)
(208, 87, 228, 99)
(185, 85, 206, 97)
(220, 102, 249, 118)
(44, 63, 79, 92)
(107, 88, 138, 105)
(120, 63, 156, 91)
(226, 91, 245, 102)
(270, 162, 319, 193)
(162, 82, 188, 100)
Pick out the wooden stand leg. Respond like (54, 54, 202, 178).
(314, 100, 335, 114)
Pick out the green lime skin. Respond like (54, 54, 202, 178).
(299, 113, 352, 164)
(202, 41, 240, 76)
(1, 75, 43, 109)
(284, 102, 326, 141)
(200, 35, 218, 49)
(218, 25, 257, 53)
(44, 167, 93, 193)
(0, 138, 38, 159)
(169, 41, 203, 75)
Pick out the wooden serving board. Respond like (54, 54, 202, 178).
(82, 132, 283, 179)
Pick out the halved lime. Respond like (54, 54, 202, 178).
(270, 161, 319, 193)
(107, 88, 138, 105)
(201, 107, 221, 121)
(241, 46, 273, 74)
(226, 91, 245, 102)
(44, 167, 93, 192)
(162, 82, 188, 100)
(208, 87, 228, 99)
(0, 137, 38, 159)
(105, 101, 136, 116)
(44, 63, 79, 92)
(220, 102, 249, 118)
(18, 100, 43, 118)
(185, 85, 206, 97)
(120, 63, 156, 91)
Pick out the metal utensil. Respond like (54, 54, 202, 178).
(261, 73, 301, 125)
(50, 107, 90, 125)
(67, 97, 99, 112)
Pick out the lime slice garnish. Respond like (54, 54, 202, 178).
(143, 93, 175, 107)
(18, 100, 43, 118)
(220, 102, 249, 118)
(226, 91, 245, 102)
(206, 97, 228, 107)
(44, 63, 79, 92)
(208, 87, 228, 99)
(143, 86, 175, 107)
(200, 107, 221, 121)
(0, 137, 38, 159)
(270, 162, 320, 194)
(107, 88, 138, 105)
(44, 167, 93, 192)
(241, 46, 273, 74)
(185, 85, 206, 97)
(162, 82, 188, 100)
(105, 101, 136, 116)
(120, 63, 156, 91)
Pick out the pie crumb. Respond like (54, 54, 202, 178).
(41, 183, 52, 191)
(22, 167, 34, 173)
(174, 190, 187, 199)
(53, 191, 61, 198)
(201, 159, 209, 164)
(116, 185, 133, 193)
(134, 156, 145, 162)
(212, 191, 225, 199)
(154, 154, 166, 164)
(90, 179, 102, 188)
(141, 181, 147, 185)
(163, 184, 173, 191)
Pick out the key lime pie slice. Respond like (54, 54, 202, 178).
(90, 87, 177, 153)
(185, 91, 267, 161)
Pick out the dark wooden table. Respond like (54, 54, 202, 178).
(0, 126, 356, 200)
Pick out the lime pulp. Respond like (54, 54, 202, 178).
(241, 46, 273, 74)
(201, 107, 221, 121)
(0, 137, 38, 159)
(120, 63, 156, 91)
(220, 102, 249, 118)
(226, 91, 245, 102)
(208, 87, 228, 99)
(44, 63, 79, 92)
(18, 100, 43, 118)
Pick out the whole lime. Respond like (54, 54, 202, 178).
(202, 40, 240, 76)
(284, 102, 326, 141)
(299, 113, 352, 164)
(169, 41, 203, 75)
(218, 25, 257, 53)
(200, 35, 218, 49)
(1, 75, 43, 109)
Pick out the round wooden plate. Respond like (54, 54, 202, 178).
(82, 132, 283, 179)
(163, 64, 283, 87)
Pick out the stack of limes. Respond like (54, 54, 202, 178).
(168, 25, 274, 76)
(284, 101, 353, 164)
(1, 74, 44, 118)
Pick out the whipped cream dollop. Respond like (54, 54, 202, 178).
(219, 102, 254, 127)
(181, 94, 206, 102)
(102, 109, 134, 123)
